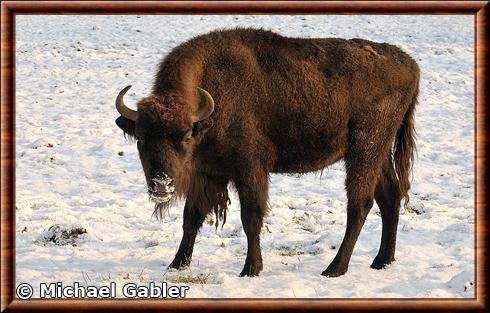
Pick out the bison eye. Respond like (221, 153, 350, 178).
(163, 97, 172, 107)
(134, 132, 144, 144)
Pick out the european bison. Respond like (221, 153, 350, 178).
(115, 28, 419, 277)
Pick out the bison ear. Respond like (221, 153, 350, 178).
(116, 116, 136, 136)
(191, 119, 213, 139)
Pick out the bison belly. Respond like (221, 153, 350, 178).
(271, 125, 348, 174)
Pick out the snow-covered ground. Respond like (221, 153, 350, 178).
(15, 15, 474, 298)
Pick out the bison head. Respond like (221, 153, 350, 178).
(114, 85, 215, 218)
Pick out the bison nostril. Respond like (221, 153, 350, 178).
(152, 174, 173, 187)
(154, 173, 166, 179)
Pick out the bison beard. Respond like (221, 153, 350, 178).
(147, 168, 230, 229)
(148, 173, 175, 220)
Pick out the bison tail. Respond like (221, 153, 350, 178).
(394, 85, 418, 205)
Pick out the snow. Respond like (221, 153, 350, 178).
(15, 15, 474, 298)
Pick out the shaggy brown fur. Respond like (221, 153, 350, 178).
(115, 28, 419, 277)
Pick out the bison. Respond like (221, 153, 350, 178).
(115, 28, 419, 277)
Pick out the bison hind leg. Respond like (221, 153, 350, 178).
(323, 106, 400, 277)
(371, 156, 402, 269)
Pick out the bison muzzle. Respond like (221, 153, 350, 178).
(115, 28, 419, 277)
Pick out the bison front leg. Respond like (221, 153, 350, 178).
(168, 201, 205, 270)
(239, 204, 264, 277)
(236, 171, 268, 277)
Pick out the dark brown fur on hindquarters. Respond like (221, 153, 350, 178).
(114, 28, 419, 277)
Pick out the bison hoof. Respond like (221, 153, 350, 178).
(370, 256, 395, 270)
(168, 257, 191, 270)
(321, 265, 348, 277)
(239, 261, 263, 277)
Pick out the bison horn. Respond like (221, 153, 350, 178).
(115, 85, 138, 121)
(193, 87, 215, 122)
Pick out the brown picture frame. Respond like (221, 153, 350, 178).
(1, 1, 488, 312)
